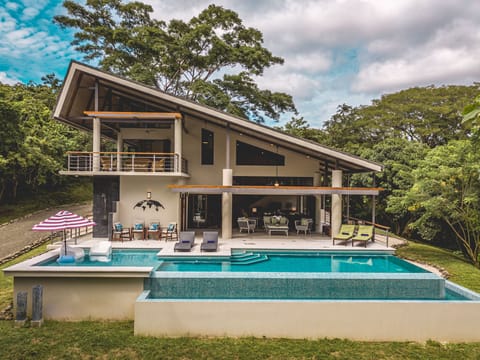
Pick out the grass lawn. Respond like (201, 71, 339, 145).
(0, 320, 480, 360)
(396, 240, 480, 293)
(0, 245, 49, 310)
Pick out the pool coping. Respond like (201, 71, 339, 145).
(3, 249, 155, 278)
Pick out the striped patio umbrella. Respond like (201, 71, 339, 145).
(32, 210, 96, 255)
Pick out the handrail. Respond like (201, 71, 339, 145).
(65, 151, 188, 174)
(66, 151, 176, 156)
(346, 216, 391, 247)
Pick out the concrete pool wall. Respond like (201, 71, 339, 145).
(5, 250, 152, 320)
(135, 282, 480, 342)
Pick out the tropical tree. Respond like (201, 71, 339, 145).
(277, 116, 325, 143)
(54, 1, 296, 122)
(350, 138, 429, 235)
(323, 85, 478, 152)
(0, 80, 89, 203)
(400, 140, 480, 267)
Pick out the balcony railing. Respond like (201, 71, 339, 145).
(66, 152, 188, 174)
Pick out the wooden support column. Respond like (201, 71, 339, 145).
(116, 131, 123, 171)
(92, 117, 101, 171)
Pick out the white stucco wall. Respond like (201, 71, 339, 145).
(118, 176, 181, 227)
(135, 298, 480, 342)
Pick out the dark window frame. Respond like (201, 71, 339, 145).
(201, 128, 214, 165)
(236, 141, 285, 166)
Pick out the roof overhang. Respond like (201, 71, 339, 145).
(83, 111, 182, 120)
(169, 185, 382, 196)
(54, 61, 383, 174)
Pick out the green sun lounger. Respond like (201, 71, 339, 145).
(333, 224, 356, 245)
(351, 225, 373, 247)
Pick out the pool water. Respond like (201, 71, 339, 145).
(156, 251, 428, 273)
(38, 249, 161, 267)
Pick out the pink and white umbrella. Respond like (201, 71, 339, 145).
(32, 210, 96, 255)
(32, 210, 95, 231)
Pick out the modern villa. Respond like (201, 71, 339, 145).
(5, 61, 480, 342)
(53, 61, 383, 240)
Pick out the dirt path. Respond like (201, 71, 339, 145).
(0, 202, 92, 261)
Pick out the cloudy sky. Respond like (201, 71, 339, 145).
(2, 0, 480, 127)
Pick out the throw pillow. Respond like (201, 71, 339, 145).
(134, 223, 143, 230)
(114, 223, 122, 231)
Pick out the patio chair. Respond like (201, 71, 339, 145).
(201, 231, 218, 252)
(162, 222, 178, 242)
(146, 220, 161, 240)
(238, 218, 255, 233)
(174, 231, 196, 252)
(332, 224, 356, 246)
(295, 218, 313, 235)
(112, 222, 131, 241)
(351, 225, 374, 247)
(131, 220, 145, 240)
(263, 216, 273, 232)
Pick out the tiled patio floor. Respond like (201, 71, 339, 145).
(72, 229, 400, 257)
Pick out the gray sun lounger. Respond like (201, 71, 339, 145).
(201, 231, 218, 252)
(174, 231, 195, 252)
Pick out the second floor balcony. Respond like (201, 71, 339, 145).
(62, 152, 189, 177)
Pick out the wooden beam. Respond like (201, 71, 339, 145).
(84, 111, 182, 119)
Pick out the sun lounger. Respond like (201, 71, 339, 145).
(89, 241, 112, 262)
(201, 231, 218, 252)
(333, 224, 356, 245)
(351, 225, 374, 247)
(174, 232, 195, 252)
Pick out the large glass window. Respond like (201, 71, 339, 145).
(201, 129, 214, 165)
(236, 141, 285, 166)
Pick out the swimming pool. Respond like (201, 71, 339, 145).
(37, 249, 161, 267)
(156, 250, 428, 273)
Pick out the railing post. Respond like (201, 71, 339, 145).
(386, 229, 389, 248)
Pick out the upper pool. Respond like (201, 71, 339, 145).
(156, 250, 428, 273)
(36, 249, 161, 267)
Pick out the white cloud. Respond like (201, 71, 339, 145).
(22, 7, 40, 21)
(0, 71, 19, 85)
(255, 68, 321, 101)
